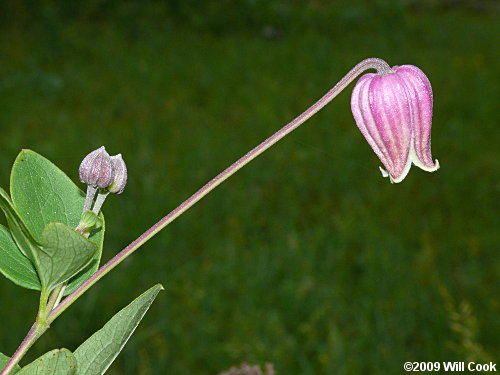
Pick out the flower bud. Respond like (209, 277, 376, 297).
(79, 146, 114, 188)
(350, 65, 439, 183)
(76, 210, 100, 235)
(108, 154, 127, 194)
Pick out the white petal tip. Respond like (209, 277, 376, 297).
(414, 158, 440, 173)
(379, 166, 389, 178)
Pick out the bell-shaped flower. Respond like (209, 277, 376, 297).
(350, 65, 439, 183)
(79, 146, 114, 188)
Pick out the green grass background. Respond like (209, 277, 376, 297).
(0, 1, 498, 374)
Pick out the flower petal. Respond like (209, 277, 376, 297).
(369, 73, 413, 182)
(395, 65, 439, 172)
(351, 74, 395, 179)
(351, 70, 414, 182)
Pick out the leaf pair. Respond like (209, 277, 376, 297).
(0, 150, 105, 295)
(1, 285, 163, 374)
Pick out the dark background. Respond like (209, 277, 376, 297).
(0, 1, 498, 374)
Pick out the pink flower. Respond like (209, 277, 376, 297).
(351, 65, 439, 183)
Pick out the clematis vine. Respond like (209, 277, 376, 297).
(351, 65, 440, 183)
(1, 57, 440, 375)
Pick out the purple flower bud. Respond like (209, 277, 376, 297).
(351, 65, 439, 183)
(79, 146, 114, 188)
(108, 154, 128, 194)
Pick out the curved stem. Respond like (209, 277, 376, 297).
(46, 57, 390, 323)
(0, 320, 48, 375)
(0, 289, 51, 375)
(0, 324, 37, 375)
(2, 58, 390, 374)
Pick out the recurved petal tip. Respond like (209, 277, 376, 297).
(351, 63, 439, 183)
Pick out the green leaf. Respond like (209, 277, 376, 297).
(9, 150, 105, 294)
(74, 284, 164, 375)
(38, 223, 98, 292)
(17, 349, 76, 375)
(63, 216, 104, 296)
(0, 353, 20, 374)
(0, 187, 41, 266)
(0, 224, 40, 290)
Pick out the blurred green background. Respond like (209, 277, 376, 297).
(0, 1, 498, 374)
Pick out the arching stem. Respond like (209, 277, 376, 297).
(48, 57, 390, 322)
(1, 57, 391, 375)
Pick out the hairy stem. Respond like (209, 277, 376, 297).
(92, 191, 109, 215)
(0, 324, 37, 375)
(48, 57, 390, 322)
(0, 290, 51, 375)
(83, 185, 97, 212)
(1, 57, 391, 375)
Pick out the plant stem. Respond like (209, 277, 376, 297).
(0, 209, 92, 373)
(0, 291, 51, 375)
(47, 57, 390, 322)
(83, 185, 97, 212)
(1, 57, 391, 375)
(46, 285, 65, 311)
(92, 191, 109, 215)
(36, 290, 50, 325)
(0, 324, 37, 375)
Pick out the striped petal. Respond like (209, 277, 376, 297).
(395, 65, 439, 172)
(351, 71, 412, 183)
